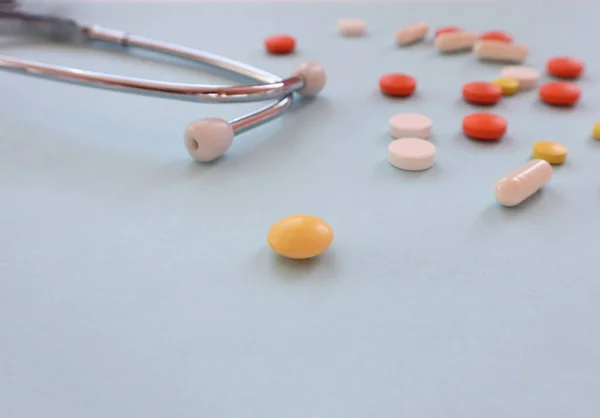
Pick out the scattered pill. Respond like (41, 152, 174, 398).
(480, 30, 513, 43)
(434, 26, 461, 38)
(435, 31, 479, 53)
(594, 122, 600, 140)
(546, 56, 584, 79)
(338, 18, 367, 37)
(494, 159, 552, 207)
(531, 141, 568, 164)
(462, 113, 507, 141)
(492, 77, 519, 95)
(379, 73, 417, 97)
(462, 81, 503, 105)
(388, 138, 436, 171)
(267, 214, 334, 260)
(539, 81, 581, 106)
(264, 35, 296, 55)
(500, 66, 540, 89)
(389, 113, 432, 139)
(395, 21, 429, 45)
(473, 40, 528, 63)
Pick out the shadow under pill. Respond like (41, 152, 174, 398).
(378, 92, 423, 104)
(531, 99, 583, 113)
(475, 59, 516, 70)
(588, 137, 600, 147)
(452, 132, 507, 148)
(269, 252, 337, 279)
(390, 164, 441, 178)
(394, 40, 429, 50)
(437, 49, 473, 57)
(478, 186, 566, 223)
(478, 189, 547, 222)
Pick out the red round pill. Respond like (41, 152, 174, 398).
(435, 26, 461, 38)
(462, 81, 502, 105)
(539, 81, 581, 106)
(480, 31, 513, 43)
(546, 57, 584, 79)
(379, 73, 417, 97)
(264, 35, 296, 55)
(462, 113, 507, 141)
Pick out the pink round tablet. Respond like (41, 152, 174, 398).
(388, 138, 436, 171)
(389, 113, 433, 139)
(500, 65, 541, 89)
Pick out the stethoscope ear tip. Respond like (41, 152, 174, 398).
(184, 118, 234, 163)
(292, 61, 327, 97)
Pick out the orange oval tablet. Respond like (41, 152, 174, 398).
(480, 30, 513, 43)
(435, 26, 461, 38)
(462, 81, 502, 105)
(379, 73, 417, 97)
(264, 35, 296, 55)
(546, 57, 584, 79)
(462, 113, 507, 141)
(539, 81, 581, 106)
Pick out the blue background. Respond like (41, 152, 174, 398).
(1, 2, 599, 418)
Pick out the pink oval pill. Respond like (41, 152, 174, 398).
(494, 159, 552, 207)
(388, 138, 436, 171)
(338, 18, 367, 37)
(435, 31, 479, 53)
(500, 66, 540, 89)
(395, 21, 429, 45)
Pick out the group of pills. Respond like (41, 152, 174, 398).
(262, 19, 599, 261)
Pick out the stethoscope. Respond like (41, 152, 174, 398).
(0, 3, 326, 162)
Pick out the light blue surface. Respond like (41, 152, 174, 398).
(1, 2, 600, 418)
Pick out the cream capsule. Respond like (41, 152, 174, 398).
(435, 31, 479, 53)
(473, 40, 528, 63)
(395, 21, 429, 45)
(494, 159, 553, 207)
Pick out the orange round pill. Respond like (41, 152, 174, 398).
(462, 81, 502, 105)
(379, 73, 417, 97)
(480, 30, 513, 43)
(435, 26, 461, 38)
(546, 57, 584, 79)
(462, 113, 507, 141)
(539, 81, 581, 106)
(264, 35, 296, 55)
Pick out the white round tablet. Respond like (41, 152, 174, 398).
(388, 138, 436, 171)
(338, 18, 366, 37)
(500, 65, 540, 89)
(389, 113, 433, 139)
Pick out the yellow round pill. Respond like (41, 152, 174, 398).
(532, 141, 568, 164)
(492, 77, 519, 95)
(593, 122, 600, 140)
(267, 215, 334, 260)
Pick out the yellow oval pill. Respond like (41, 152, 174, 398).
(492, 77, 519, 95)
(267, 215, 333, 260)
(532, 141, 568, 164)
(593, 122, 600, 140)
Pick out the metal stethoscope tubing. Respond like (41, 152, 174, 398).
(0, 8, 327, 161)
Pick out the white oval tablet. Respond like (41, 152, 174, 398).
(473, 40, 528, 63)
(395, 21, 429, 45)
(338, 18, 366, 37)
(388, 138, 436, 171)
(389, 113, 433, 139)
(500, 65, 540, 89)
(435, 31, 478, 53)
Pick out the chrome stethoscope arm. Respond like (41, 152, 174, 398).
(0, 9, 327, 162)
